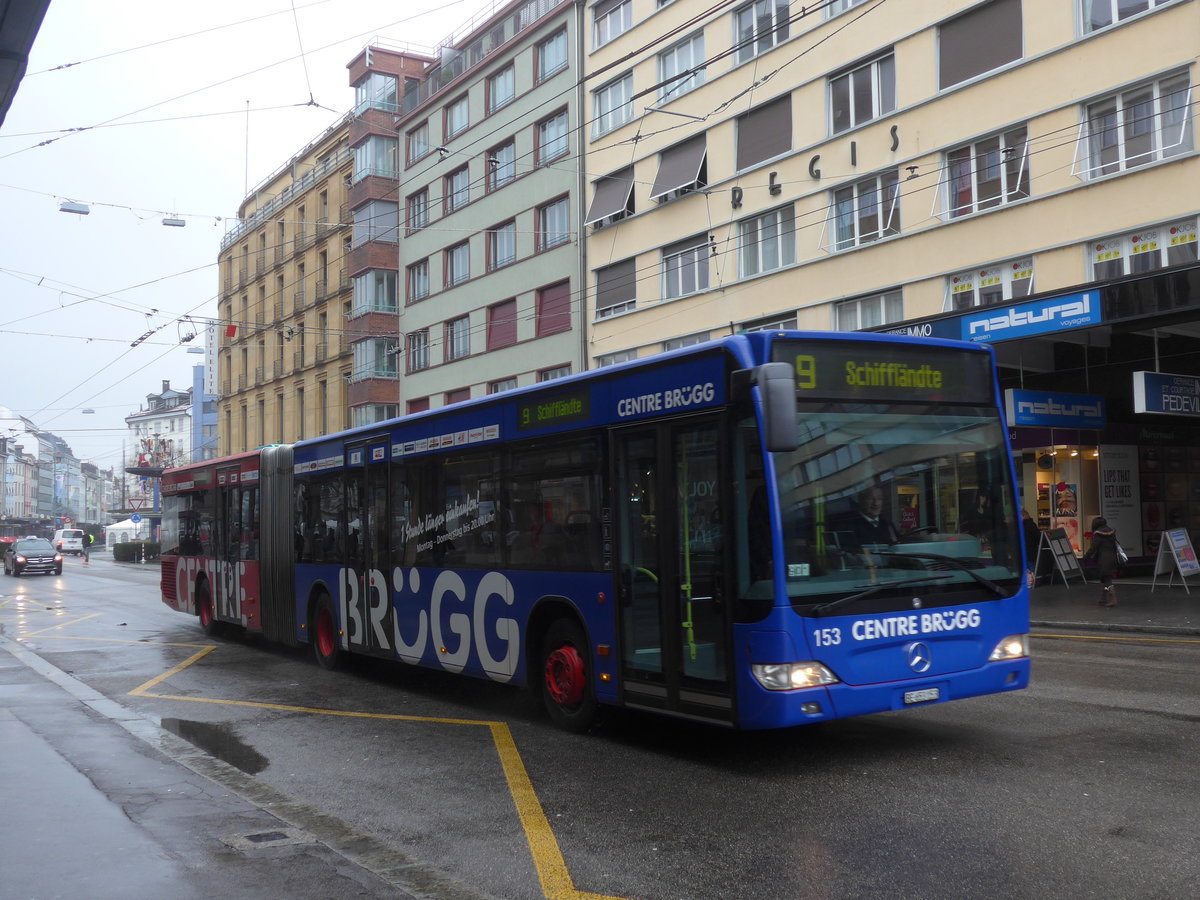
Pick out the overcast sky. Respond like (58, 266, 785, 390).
(1, 0, 494, 469)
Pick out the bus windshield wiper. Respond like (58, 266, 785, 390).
(873, 550, 1007, 597)
(811, 575, 953, 617)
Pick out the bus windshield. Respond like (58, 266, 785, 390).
(762, 399, 1022, 614)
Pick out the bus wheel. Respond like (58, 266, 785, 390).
(312, 594, 341, 671)
(541, 619, 597, 733)
(197, 582, 222, 637)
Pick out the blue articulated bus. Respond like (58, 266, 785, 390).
(161, 330, 1030, 731)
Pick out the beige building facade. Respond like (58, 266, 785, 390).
(216, 120, 356, 455)
(582, 0, 1196, 360)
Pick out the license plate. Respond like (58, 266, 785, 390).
(904, 687, 940, 705)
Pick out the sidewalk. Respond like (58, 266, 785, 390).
(1030, 574, 1200, 634)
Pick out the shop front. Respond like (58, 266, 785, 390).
(877, 261, 1200, 564)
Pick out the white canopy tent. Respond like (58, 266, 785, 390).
(105, 517, 150, 544)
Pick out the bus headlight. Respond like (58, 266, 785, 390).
(989, 634, 1029, 661)
(752, 662, 839, 691)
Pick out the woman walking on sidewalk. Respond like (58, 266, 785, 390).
(1084, 517, 1119, 607)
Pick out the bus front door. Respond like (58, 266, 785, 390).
(615, 419, 733, 724)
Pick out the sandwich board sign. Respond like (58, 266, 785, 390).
(1036, 528, 1087, 588)
(1151, 528, 1200, 593)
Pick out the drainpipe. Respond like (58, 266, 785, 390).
(575, 0, 589, 372)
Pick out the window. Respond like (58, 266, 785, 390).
(445, 95, 469, 140)
(352, 270, 397, 315)
(738, 205, 796, 277)
(407, 331, 429, 372)
(597, 349, 637, 367)
(830, 53, 895, 134)
(446, 242, 470, 286)
(945, 126, 1029, 218)
(538, 197, 570, 250)
(407, 121, 430, 163)
(741, 312, 796, 332)
(831, 171, 900, 251)
(445, 166, 470, 213)
(353, 135, 397, 182)
(596, 259, 637, 319)
(353, 338, 398, 380)
(489, 377, 518, 394)
(487, 299, 518, 349)
(352, 200, 398, 246)
(407, 397, 430, 414)
(355, 71, 397, 114)
(487, 65, 515, 113)
(735, 0, 790, 64)
(736, 95, 791, 170)
(1090, 219, 1197, 280)
(537, 110, 569, 164)
(350, 404, 398, 427)
(594, 0, 632, 47)
(488, 140, 516, 190)
(537, 29, 568, 82)
(946, 260, 1034, 310)
(537, 281, 572, 336)
(658, 31, 705, 103)
(939, 0, 1022, 89)
(826, 0, 870, 15)
(1083, 0, 1181, 33)
(539, 365, 571, 381)
(661, 235, 710, 299)
(1079, 72, 1193, 179)
(836, 290, 903, 329)
(584, 167, 634, 228)
(650, 135, 707, 203)
(663, 332, 709, 352)
(407, 259, 429, 303)
(445, 388, 471, 405)
(446, 316, 471, 361)
(489, 221, 517, 270)
(593, 73, 633, 137)
(406, 189, 429, 230)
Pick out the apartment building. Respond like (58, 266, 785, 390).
(375, 0, 586, 412)
(583, 0, 1198, 558)
(216, 117, 357, 454)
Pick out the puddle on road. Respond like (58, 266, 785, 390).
(161, 718, 269, 774)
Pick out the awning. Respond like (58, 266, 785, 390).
(649, 136, 706, 201)
(584, 169, 634, 226)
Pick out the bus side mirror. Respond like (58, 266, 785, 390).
(758, 362, 798, 453)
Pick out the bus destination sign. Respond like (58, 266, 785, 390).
(516, 389, 591, 431)
(772, 340, 994, 403)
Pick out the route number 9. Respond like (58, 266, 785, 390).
(794, 354, 816, 389)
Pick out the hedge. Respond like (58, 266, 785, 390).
(112, 541, 161, 562)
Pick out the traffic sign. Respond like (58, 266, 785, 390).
(130, 514, 142, 523)
(129, 498, 145, 511)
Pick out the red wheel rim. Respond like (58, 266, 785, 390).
(544, 644, 585, 706)
(316, 608, 336, 658)
(198, 590, 213, 627)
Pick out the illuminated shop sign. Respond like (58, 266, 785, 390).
(962, 291, 1100, 343)
(1005, 389, 1106, 429)
(1133, 371, 1200, 417)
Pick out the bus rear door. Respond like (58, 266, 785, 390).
(614, 417, 734, 724)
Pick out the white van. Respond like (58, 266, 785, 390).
(53, 528, 86, 555)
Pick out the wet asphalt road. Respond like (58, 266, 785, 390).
(3, 554, 1199, 899)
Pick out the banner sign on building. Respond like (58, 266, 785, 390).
(960, 290, 1100, 343)
(1132, 371, 1200, 416)
(1005, 389, 1106, 429)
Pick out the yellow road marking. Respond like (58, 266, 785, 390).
(20, 612, 101, 637)
(12, 605, 627, 900)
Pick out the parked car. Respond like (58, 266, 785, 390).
(53, 528, 86, 556)
(3, 538, 63, 576)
